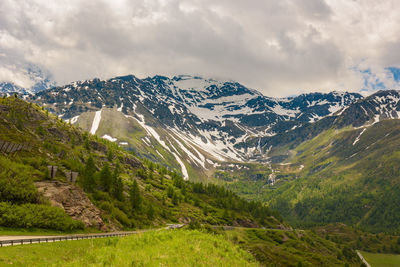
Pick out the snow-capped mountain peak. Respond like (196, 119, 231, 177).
(30, 74, 365, 178)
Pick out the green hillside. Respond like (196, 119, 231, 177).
(0, 96, 367, 266)
(0, 96, 280, 231)
(260, 120, 400, 233)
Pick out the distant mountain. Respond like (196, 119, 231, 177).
(215, 89, 400, 232)
(29, 74, 362, 180)
(0, 96, 363, 267)
(250, 89, 400, 162)
(260, 117, 400, 233)
(0, 64, 55, 95)
(28, 74, 400, 232)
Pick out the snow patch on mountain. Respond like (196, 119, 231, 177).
(90, 110, 102, 135)
(171, 151, 189, 180)
(270, 105, 299, 117)
(102, 134, 117, 142)
(170, 134, 205, 168)
(171, 75, 223, 92)
(353, 128, 366, 145)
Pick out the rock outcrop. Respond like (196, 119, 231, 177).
(35, 181, 116, 231)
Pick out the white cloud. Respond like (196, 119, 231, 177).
(0, 0, 399, 96)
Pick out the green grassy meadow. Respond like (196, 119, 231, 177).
(360, 251, 400, 267)
(0, 230, 259, 267)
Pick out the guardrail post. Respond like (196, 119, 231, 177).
(21, 240, 23, 245)
(30, 239, 32, 244)
(11, 240, 13, 246)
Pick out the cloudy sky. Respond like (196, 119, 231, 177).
(0, 0, 399, 97)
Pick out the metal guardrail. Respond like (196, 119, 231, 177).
(0, 232, 136, 247)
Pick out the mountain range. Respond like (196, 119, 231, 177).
(0, 95, 367, 267)
(26, 74, 366, 180)
(4, 73, 400, 232)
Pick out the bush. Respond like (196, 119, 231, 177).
(92, 190, 112, 202)
(99, 201, 113, 213)
(0, 202, 84, 230)
(0, 173, 38, 204)
(0, 158, 38, 204)
(113, 207, 131, 227)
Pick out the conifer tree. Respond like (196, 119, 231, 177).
(147, 204, 155, 219)
(112, 163, 124, 201)
(107, 149, 113, 161)
(99, 163, 112, 192)
(172, 192, 179, 206)
(130, 179, 142, 211)
(167, 185, 174, 198)
(82, 156, 96, 192)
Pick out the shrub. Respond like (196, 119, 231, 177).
(99, 201, 113, 213)
(113, 207, 131, 227)
(92, 190, 111, 202)
(0, 158, 38, 204)
(0, 202, 84, 230)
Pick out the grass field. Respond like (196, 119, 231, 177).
(0, 229, 259, 266)
(360, 251, 400, 267)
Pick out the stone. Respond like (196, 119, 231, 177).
(36, 181, 118, 231)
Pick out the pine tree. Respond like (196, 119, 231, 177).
(148, 161, 154, 171)
(147, 204, 155, 220)
(82, 156, 96, 192)
(83, 133, 90, 151)
(99, 163, 112, 192)
(203, 205, 208, 216)
(113, 176, 124, 201)
(172, 192, 179, 206)
(107, 149, 113, 161)
(167, 185, 174, 198)
(130, 179, 142, 211)
(222, 209, 230, 222)
(112, 163, 124, 201)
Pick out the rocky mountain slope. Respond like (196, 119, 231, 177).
(28, 74, 362, 180)
(0, 96, 280, 231)
(23, 74, 400, 233)
(36, 181, 112, 231)
(250, 89, 400, 162)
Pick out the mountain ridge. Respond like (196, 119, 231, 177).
(28, 74, 365, 181)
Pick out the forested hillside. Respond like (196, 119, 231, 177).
(262, 120, 400, 233)
(0, 96, 280, 231)
(0, 95, 368, 266)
